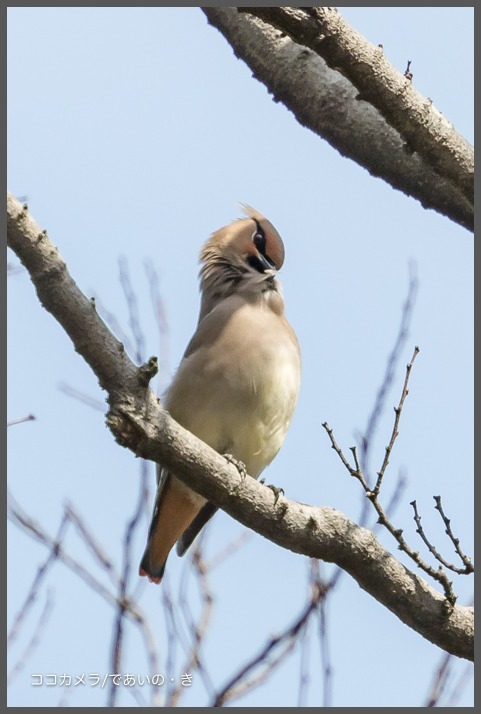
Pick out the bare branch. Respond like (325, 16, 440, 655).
(7, 414, 36, 427)
(424, 652, 453, 707)
(297, 624, 310, 707)
(9, 496, 121, 610)
(202, 8, 473, 231)
(412, 500, 469, 578)
(160, 575, 196, 705)
(90, 292, 137, 361)
(58, 382, 105, 411)
(433, 496, 474, 573)
(358, 264, 418, 483)
(144, 259, 171, 392)
(444, 662, 474, 707)
(8, 591, 54, 685)
(8, 509, 65, 649)
(373, 346, 420, 496)
(64, 502, 119, 580)
(8, 493, 162, 705)
(323, 348, 461, 605)
(7, 194, 474, 660)
(317, 594, 333, 707)
(168, 543, 215, 706)
(311, 560, 334, 708)
(205, 530, 253, 571)
(118, 255, 146, 364)
(321, 296, 411, 596)
(238, 8, 473, 205)
(382, 468, 408, 523)
(211, 566, 328, 706)
(107, 459, 151, 707)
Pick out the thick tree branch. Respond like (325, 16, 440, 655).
(7, 193, 473, 661)
(240, 7, 473, 203)
(202, 8, 473, 232)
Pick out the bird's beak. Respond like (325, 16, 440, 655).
(256, 252, 277, 273)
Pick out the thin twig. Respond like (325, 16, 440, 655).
(161, 577, 180, 706)
(373, 346, 419, 496)
(433, 496, 474, 573)
(9, 492, 162, 706)
(7, 511, 68, 647)
(58, 382, 105, 411)
(411, 500, 473, 576)
(161, 569, 207, 707)
(444, 662, 474, 707)
(297, 623, 310, 707)
(8, 494, 155, 651)
(107, 459, 151, 707)
(322, 423, 368, 487)
(359, 264, 418, 480)
(354, 267, 418, 532)
(325, 423, 457, 604)
(64, 502, 118, 579)
(91, 293, 136, 360)
(383, 468, 408, 522)
(7, 591, 54, 685)
(424, 652, 453, 707)
(118, 255, 146, 364)
(144, 259, 170, 393)
(323, 347, 458, 605)
(171, 540, 216, 706)
(7, 414, 36, 427)
(312, 560, 333, 708)
(210, 567, 329, 707)
(205, 530, 253, 571)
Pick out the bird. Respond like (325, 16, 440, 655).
(139, 205, 301, 584)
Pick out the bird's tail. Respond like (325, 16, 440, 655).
(139, 477, 202, 584)
(139, 549, 167, 585)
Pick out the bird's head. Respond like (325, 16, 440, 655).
(199, 205, 285, 299)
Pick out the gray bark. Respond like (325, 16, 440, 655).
(7, 192, 474, 661)
(202, 7, 473, 232)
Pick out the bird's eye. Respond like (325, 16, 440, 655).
(253, 231, 265, 250)
(252, 221, 266, 253)
(248, 221, 275, 273)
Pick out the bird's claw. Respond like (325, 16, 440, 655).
(266, 484, 284, 505)
(223, 454, 248, 480)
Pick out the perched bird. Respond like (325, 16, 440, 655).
(139, 205, 301, 583)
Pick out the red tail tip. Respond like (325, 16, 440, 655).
(139, 566, 162, 584)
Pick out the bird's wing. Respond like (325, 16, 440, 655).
(139, 465, 205, 582)
(176, 502, 219, 556)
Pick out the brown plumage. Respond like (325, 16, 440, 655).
(139, 205, 301, 583)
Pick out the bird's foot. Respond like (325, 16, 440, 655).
(223, 454, 248, 480)
(265, 484, 284, 505)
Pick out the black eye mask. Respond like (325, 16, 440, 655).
(249, 220, 276, 273)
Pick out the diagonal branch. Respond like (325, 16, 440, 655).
(202, 8, 473, 232)
(211, 564, 328, 706)
(7, 193, 473, 661)
(238, 8, 473, 203)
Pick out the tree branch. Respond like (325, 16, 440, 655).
(202, 8, 473, 232)
(7, 192, 473, 661)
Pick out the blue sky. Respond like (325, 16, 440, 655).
(7, 7, 473, 708)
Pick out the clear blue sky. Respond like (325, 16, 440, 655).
(7, 7, 473, 708)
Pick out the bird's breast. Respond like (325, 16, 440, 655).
(166, 299, 300, 477)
